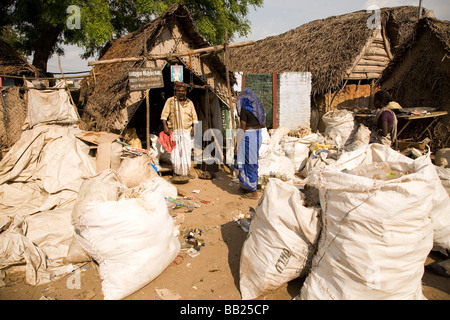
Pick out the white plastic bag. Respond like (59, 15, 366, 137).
(240, 179, 321, 300)
(74, 184, 180, 300)
(300, 144, 446, 300)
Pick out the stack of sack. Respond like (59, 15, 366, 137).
(239, 143, 449, 300)
(300, 143, 449, 299)
(68, 159, 180, 300)
(239, 178, 321, 300)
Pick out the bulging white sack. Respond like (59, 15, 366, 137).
(117, 155, 158, 188)
(74, 184, 180, 300)
(435, 165, 450, 196)
(258, 155, 296, 180)
(240, 179, 321, 300)
(300, 144, 447, 300)
(282, 134, 318, 172)
(322, 110, 356, 147)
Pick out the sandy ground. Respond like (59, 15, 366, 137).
(0, 166, 449, 301)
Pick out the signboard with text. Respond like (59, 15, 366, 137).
(128, 68, 164, 91)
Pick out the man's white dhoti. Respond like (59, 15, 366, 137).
(171, 129, 192, 176)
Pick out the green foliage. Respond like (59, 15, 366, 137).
(0, 0, 263, 71)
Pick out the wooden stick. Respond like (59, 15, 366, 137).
(1, 74, 91, 80)
(145, 89, 150, 151)
(58, 56, 81, 119)
(87, 41, 255, 66)
(272, 72, 278, 129)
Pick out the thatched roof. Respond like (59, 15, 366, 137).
(81, 3, 231, 132)
(380, 17, 450, 82)
(0, 39, 37, 77)
(229, 6, 431, 95)
(378, 17, 450, 113)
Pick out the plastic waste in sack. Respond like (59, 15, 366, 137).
(347, 162, 407, 181)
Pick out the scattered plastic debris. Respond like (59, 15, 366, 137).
(232, 208, 256, 232)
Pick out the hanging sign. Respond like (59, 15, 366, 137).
(128, 67, 164, 91)
(170, 65, 183, 82)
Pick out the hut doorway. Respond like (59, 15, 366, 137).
(124, 64, 225, 153)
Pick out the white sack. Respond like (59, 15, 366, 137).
(322, 110, 356, 147)
(117, 155, 159, 188)
(300, 144, 448, 300)
(268, 127, 290, 156)
(258, 155, 296, 180)
(435, 165, 450, 196)
(26, 81, 79, 128)
(66, 170, 122, 264)
(150, 177, 178, 199)
(300, 149, 337, 178)
(240, 179, 321, 300)
(74, 184, 180, 300)
(282, 134, 318, 172)
(344, 124, 371, 151)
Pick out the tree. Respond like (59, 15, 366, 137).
(0, 0, 263, 74)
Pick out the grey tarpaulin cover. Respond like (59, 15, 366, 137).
(0, 125, 96, 285)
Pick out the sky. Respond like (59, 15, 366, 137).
(45, 0, 450, 74)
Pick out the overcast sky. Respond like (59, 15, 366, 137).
(45, 0, 450, 74)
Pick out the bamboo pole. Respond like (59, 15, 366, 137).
(87, 40, 255, 66)
(224, 30, 235, 131)
(224, 30, 238, 170)
(145, 89, 150, 151)
(58, 56, 81, 119)
(143, 29, 151, 151)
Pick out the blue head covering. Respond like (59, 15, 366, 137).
(236, 89, 266, 127)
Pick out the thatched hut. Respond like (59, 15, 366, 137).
(80, 3, 236, 148)
(379, 18, 450, 149)
(0, 39, 38, 83)
(229, 6, 433, 130)
(0, 40, 38, 152)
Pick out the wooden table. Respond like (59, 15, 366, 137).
(354, 110, 448, 149)
(396, 111, 448, 138)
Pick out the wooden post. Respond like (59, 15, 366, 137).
(224, 29, 238, 166)
(145, 89, 150, 151)
(224, 30, 235, 131)
(58, 56, 81, 119)
(418, 0, 423, 20)
(272, 72, 278, 129)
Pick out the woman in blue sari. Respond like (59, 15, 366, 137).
(235, 89, 266, 199)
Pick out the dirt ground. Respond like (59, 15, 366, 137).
(0, 165, 449, 301)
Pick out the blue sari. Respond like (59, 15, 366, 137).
(234, 89, 266, 192)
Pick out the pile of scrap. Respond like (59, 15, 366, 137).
(241, 143, 450, 300)
(0, 81, 180, 300)
(258, 109, 371, 187)
(241, 108, 449, 300)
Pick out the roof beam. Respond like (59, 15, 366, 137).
(87, 41, 255, 67)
